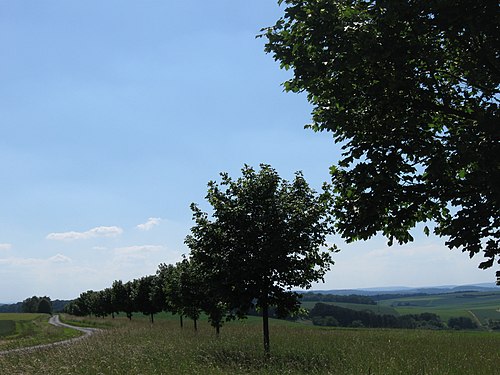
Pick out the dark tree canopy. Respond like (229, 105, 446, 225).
(186, 164, 335, 352)
(263, 0, 500, 281)
(37, 298, 53, 315)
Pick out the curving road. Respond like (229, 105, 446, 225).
(0, 315, 100, 356)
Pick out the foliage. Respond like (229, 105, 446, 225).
(448, 316, 478, 330)
(37, 298, 52, 315)
(263, 0, 500, 282)
(133, 275, 164, 323)
(21, 296, 52, 314)
(185, 164, 335, 352)
(158, 262, 185, 327)
(310, 302, 446, 329)
(301, 292, 376, 305)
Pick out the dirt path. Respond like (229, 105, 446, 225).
(0, 315, 100, 356)
(467, 310, 482, 328)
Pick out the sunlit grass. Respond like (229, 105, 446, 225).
(1, 315, 499, 374)
(0, 313, 82, 352)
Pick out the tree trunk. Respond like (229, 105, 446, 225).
(112, 312, 115, 319)
(150, 313, 154, 324)
(180, 315, 183, 328)
(262, 303, 270, 355)
(194, 318, 198, 331)
(215, 324, 220, 336)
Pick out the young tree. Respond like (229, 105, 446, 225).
(159, 262, 185, 328)
(37, 298, 53, 315)
(99, 288, 115, 318)
(263, 0, 499, 282)
(133, 275, 163, 323)
(111, 280, 128, 317)
(186, 164, 334, 353)
(22, 296, 40, 313)
(177, 258, 205, 331)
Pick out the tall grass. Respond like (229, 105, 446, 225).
(1, 316, 499, 374)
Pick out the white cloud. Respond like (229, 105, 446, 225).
(46, 226, 123, 241)
(48, 254, 72, 263)
(0, 243, 12, 251)
(136, 217, 161, 231)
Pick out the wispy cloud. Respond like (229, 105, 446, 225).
(136, 217, 161, 231)
(46, 226, 123, 241)
(0, 243, 12, 251)
(48, 254, 72, 263)
(114, 245, 163, 261)
(0, 253, 72, 266)
(115, 245, 163, 255)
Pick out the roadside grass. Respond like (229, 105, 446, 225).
(59, 314, 117, 329)
(0, 313, 82, 352)
(1, 315, 499, 374)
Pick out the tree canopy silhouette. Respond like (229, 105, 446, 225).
(263, 0, 499, 282)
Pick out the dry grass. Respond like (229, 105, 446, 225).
(0, 316, 499, 374)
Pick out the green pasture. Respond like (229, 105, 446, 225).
(378, 292, 500, 324)
(1, 315, 499, 374)
(0, 313, 82, 351)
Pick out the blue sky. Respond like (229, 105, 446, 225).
(0, 1, 495, 302)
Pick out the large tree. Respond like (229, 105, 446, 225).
(263, 0, 500, 281)
(185, 164, 334, 353)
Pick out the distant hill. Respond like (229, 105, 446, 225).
(307, 283, 499, 296)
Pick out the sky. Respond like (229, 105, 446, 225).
(0, 1, 496, 302)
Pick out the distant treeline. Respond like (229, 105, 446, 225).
(301, 293, 376, 305)
(309, 302, 477, 330)
(370, 293, 429, 301)
(0, 297, 69, 314)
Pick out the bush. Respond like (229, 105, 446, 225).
(448, 317, 477, 330)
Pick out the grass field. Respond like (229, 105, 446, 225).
(1, 314, 499, 374)
(0, 313, 82, 351)
(0, 320, 15, 337)
(300, 291, 500, 330)
(377, 292, 500, 325)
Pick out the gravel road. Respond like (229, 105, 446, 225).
(0, 315, 100, 356)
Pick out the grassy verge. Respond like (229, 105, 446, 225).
(58, 314, 115, 329)
(0, 313, 82, 352)
(0, 315, 499, 374)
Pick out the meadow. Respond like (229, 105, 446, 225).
(378, 291, 500, 324)
(1, 314, 499, 374)
(0, 313, 81, 352)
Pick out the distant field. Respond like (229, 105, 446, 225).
(378, 292, 500, 324)
(0, 313, 45, 321)
(1, 315, 499, 374)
